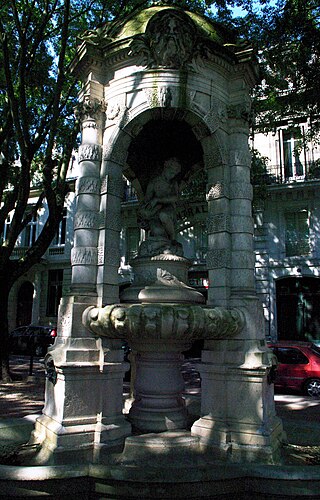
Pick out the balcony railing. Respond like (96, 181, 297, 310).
(11, 245, 66, 260)
(48, 246, 65, 256)
(11, 247, 27, 259)
(260, 162, 320, 185)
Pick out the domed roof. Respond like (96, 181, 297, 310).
(77, 4, 251, 69)
(102, 5, 235, 47)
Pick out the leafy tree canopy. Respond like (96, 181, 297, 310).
(233, 0, 320, 138)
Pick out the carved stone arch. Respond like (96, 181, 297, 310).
(203, 127, 228, 161)
(120, 108, 209, 197)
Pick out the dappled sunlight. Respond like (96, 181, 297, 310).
(275, 394, 320, 411)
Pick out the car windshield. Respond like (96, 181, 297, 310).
(311, 343, 320, 357)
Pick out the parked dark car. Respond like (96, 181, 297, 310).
(268, 341, 320, 398)
(9, 325, 57, 357)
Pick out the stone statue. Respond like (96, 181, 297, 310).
(137, 157, 183, 257)
(138, 157, 181, 241)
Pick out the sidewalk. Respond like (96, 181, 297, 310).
(0, 356, 45, 418)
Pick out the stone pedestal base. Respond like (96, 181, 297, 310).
(120, 254, 205, 304)
(191, 346, 286, 464)
(118, 431, 201, 466)
(129, 352, 188, 433)
(29, 338, 131, 464)
(191, 415, 284, 463)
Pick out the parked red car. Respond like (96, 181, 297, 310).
(268, 341, 320, 398)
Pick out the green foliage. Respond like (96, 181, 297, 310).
(306, 159, 320, 180)
(238, 0, 320, 139)
(250, 148, 272, 207)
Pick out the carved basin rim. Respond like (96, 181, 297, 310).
(83, 303, 245, 342)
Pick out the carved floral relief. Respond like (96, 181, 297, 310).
(78, 144, 102, 162)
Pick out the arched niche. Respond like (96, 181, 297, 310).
(276, 276, 320, 342)
(104, 106, 222, 198)
(126, 119, 204, 196)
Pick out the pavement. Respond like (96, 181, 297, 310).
(1, 355, 320, 465)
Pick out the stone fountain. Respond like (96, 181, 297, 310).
(16, 2, 291, 494)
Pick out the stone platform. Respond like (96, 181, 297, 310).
(0, 453, 320, 499)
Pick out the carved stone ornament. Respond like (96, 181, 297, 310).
(103, 140, 128, 164)
(74, 211, 99, 230)
(78, 144, 102, 162)
(206, 249, 231, 269)
(75, 95, 106, 122)
(83, 303, 245, 342)
(129, 9, 197, 69)
(44, 356, 57, 385)
(159, 86, 173, 107)
(206, 182, 227, 201)
(207, 213, 231, 233)
(229, 148, 252, 167)
(190, 96, 227, 134)
(77, 177, 101, 194)
(106, 102, 121, 120)
(71, 247, 98, 266)
(227, 102, 252, 123)
(101, 175, 124, 197)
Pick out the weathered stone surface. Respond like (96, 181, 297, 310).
(83, 303, 245, 343)
(33, 3, 283, 467)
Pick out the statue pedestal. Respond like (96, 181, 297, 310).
(29, 334, 131, 464)
(120, 254, 205, 304)
(191, 342, 285, 463)
(129, 351, 187, 433)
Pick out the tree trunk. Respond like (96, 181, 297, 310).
(0, 274, 12, 382)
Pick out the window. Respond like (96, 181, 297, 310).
(24, 213, 38, 246)
(123, 178, 137, 202)
(273, 347, 309, 365)
(0, 214, 11, 244)
(283, 129, 304, 179)
(125, 227, 140, 263)
(46, 269, 63, 317)
(53, 208, 67, 246)
(285, 209, 310, 257)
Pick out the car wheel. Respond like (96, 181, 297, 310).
(305, 378, 320, 398)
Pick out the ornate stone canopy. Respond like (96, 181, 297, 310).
(29, 3, 284, 474)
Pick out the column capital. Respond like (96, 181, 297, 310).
(75, 94, 106, 123)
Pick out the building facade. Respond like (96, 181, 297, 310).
(253, 119, 320, 343)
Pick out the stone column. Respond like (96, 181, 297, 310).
(228, 118, 256, 297)
(129, 350, 187, 433)
(58, 94, 105, 338)
(204, 134, 231, 308)
(191, 106, 285, 464)
(29, 95, 131, 464)
(98, 156, 124, 306)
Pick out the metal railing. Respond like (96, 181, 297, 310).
(259, 162, 320, 185)
(11, 245, 66, 259)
